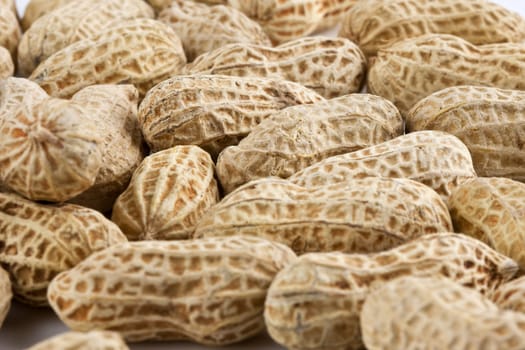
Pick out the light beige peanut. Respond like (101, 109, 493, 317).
(112, 146, 219, 241)
(21, 0, 72, 30)
(18, 0, 155, 76)
(159, 0, 271, 61)
(0, 78, 103, 202)
(449, 177, 525, 270)
(361, 276, 525, 350)
(216, 94, 402, 193)
(194, 177, 452, 255)
(0, 4, 20, 59)
(185, 36, 366, 99)
(289, 130, 476, 203)
(47, 236, 297, 344)
(341, 0, 525, 57)
(26, 330, 129, 350)
(407, 86, 525, 181)
(67, 85, 145, 213)
(0, 266, 11, 328)
(0, 192, 127, 305)
(30, 18, 186, 99)
(0, 46, 13, 79)
(491, 275, 525, 313)
(138, 75, 324, 158)
(368, 34, 525, 116)
(264, 233, 518, 350)
(317, 0, 357, 31)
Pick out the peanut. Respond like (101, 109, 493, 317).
(289, 130, 476, 203)
(21, 0, 72, 30)
(185, 36, 366, 99)
(0, 46, 13, 79)
(66, 85, 145, 213)
(264, 233, 518, 350)
(491, 275, 525, 313)
(194, 177, 452, 255)
(138, 75, 324, 158)
(361, 276, 525, 350)
(0, 266, 11, 328)
(29, 18, 186, 99)
(47, 236, 297, 344)
(18, 0, 155, 76)
(0, 3, 20, 59)
(340, 0, 525, 57)
(158, 0, 271, 61)
(449, 177, 525, 270)
(112, 146, 219, 241)
(26, 330, 128, 350)
(0, 0, 16, 15)
(0, 192, 127, 305)
(407, 85, 525, 181)
(0, 78, 102, 202)
(216, 94, 403, 193)
(368, 34, 525, 116)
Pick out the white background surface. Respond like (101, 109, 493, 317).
(2, 0, 525, 349)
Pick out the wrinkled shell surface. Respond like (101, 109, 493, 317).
(449, 177, 525, 270)
(138, 75, 324, 158)
(0, 266, 11, 328)
(265, 233, 518, 350)
(18, 0, 154, 76)
(341, 0, 525, 56)
(186, 36, 366, 99)
(368, 34, 525, 115)
(195, 177, 452, 255)
(361, 276, 525, 350)
(216, 94, 403, 193)
(0, 5, 20, 58)
(112, 146, 219, 241)
(0, 46, 13, 79)
(26, 330, 129, 350)
(0, 78, 103, 202)
(21, 0, 72, 30)
(289, 130, 476, 203)
(48, 237, 297, 345)
(30, 18, 186, 99)
(407, 85, 525, 181)
(159, 0, 271, 61)
(491, 275, 525, 313)
(0, 192, 127, 305)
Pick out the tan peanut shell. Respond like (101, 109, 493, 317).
(289, 130, 476, 203)
(159, 0, 271, 61)
(0, 266, 12, 328)
(0, 192, 127, 305)
(26, 330, 129, 350)
(341, 0, 525, 57)
(407, 86, 525, 181)
(449, 177, 525, 270)
(67, 85, 144, 213)
(112, 146, 219, 241)
(0, 46, 13, 79)
(185, 36, 366, 99)
(0, 4, 20, 58)
(264, 233, 518, 350)
(194, 177, 452, 255)
(0, 78, 103, 202)
(47, 236, 297, 344)
(18, 0, 155, 76)
(0, 0, 16, 15)
(368, 34, 525, 115)
(216, 94, 403, 193)
(491, 275, 525, 313)
(21, 0, 72, 30)
(138, 75, 324, 158)
(30, 18, 186, 99)
(317, 0, 357, 30)
(361, 276, 525, 350)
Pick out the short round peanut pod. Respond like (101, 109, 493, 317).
(21, 0, 72, 30)
(0, 266, 12, 328)
(48, 237, 297, 345)
(0, 192, 127, 305)
(0, 46, 13, 79)
(158, 0, 271, 61)
(30, 18, 187, 99)
(26, 330, 129, 350)
(0, 78, 103, 202)
(112, 146, 219, 240)
(449, 177, 525, 270)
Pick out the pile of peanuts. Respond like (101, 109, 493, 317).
(1, 0, 525, 349)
